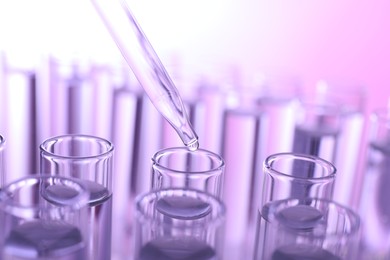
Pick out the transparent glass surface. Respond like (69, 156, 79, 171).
(134, 188, 225, 260)
(40, 134, 114, 260)
(151, 147, 225, 198)
(255, 197, 360, 260)
(0, 175, 90, 259)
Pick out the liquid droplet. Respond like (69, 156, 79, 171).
(186, 139, 199, 151)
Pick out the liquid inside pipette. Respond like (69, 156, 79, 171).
(91, 0, 199, 150)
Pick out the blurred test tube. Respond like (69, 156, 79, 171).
(0, 54, 38, 184)
(358, 105, 390, 259)
(293, 80, 366, 209)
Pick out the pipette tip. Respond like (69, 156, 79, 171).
(186, 139, 199, 151)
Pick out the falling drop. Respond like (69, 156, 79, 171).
(187, 139, 199, 151)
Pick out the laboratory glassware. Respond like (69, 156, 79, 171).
(220, 104, 266, 260)
(133, 188, 226, 260)
(0, 67, 38, 183)
(358, 107, 390, 259)
(291, 101, 341, 165)
(293, 80, 366, 209)
(40, 134, 114, 260)
(0, 135, 5, 187)
(216, 74, 301, 260)
(254, 153, 337, 259)
(151, 147, 225, 198)
(91, 0, 198, 150)
(254, 197, 360, 260)
(0, 175, 90, 259)
(260, 152, 336, 207)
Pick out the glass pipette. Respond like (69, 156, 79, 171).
(91, 0, 199, 150)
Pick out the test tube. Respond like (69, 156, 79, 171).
(260, 153, 336, 206)
(220, 106, 266, 260)
(254, 153, 337, 259)
(293, 80, 366, 209)
(291, 102, 341, 165)
(254, 198, 361, 260)
(91, 0, 199, 150)
(133, 188, 226, 260)
(358, 107, 390, 259)
(1, 65, 38, 183)
(39, 134, 114, 260)
(216, 76, 301, 259)
(151, 147, 225, 198)
(0, 175, 90, 259)
(0, 135, 5, 188)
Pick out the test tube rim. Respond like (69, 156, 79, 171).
(152, 147, 225, 175)
(40, 134, 114, 160)
(264, 152, 337, 181)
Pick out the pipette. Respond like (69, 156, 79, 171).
(91, 0, 199, 150)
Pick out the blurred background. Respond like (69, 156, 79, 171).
(0, 0, 389, 111)
(0, 0, 389, 259)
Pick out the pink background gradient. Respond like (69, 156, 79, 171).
(0, 0, 389, 113)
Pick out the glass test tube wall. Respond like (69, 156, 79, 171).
(0, 51, 378, 259)
(358, 107, 390, 259)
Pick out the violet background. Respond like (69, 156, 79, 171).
(0, 0, 388, 113)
